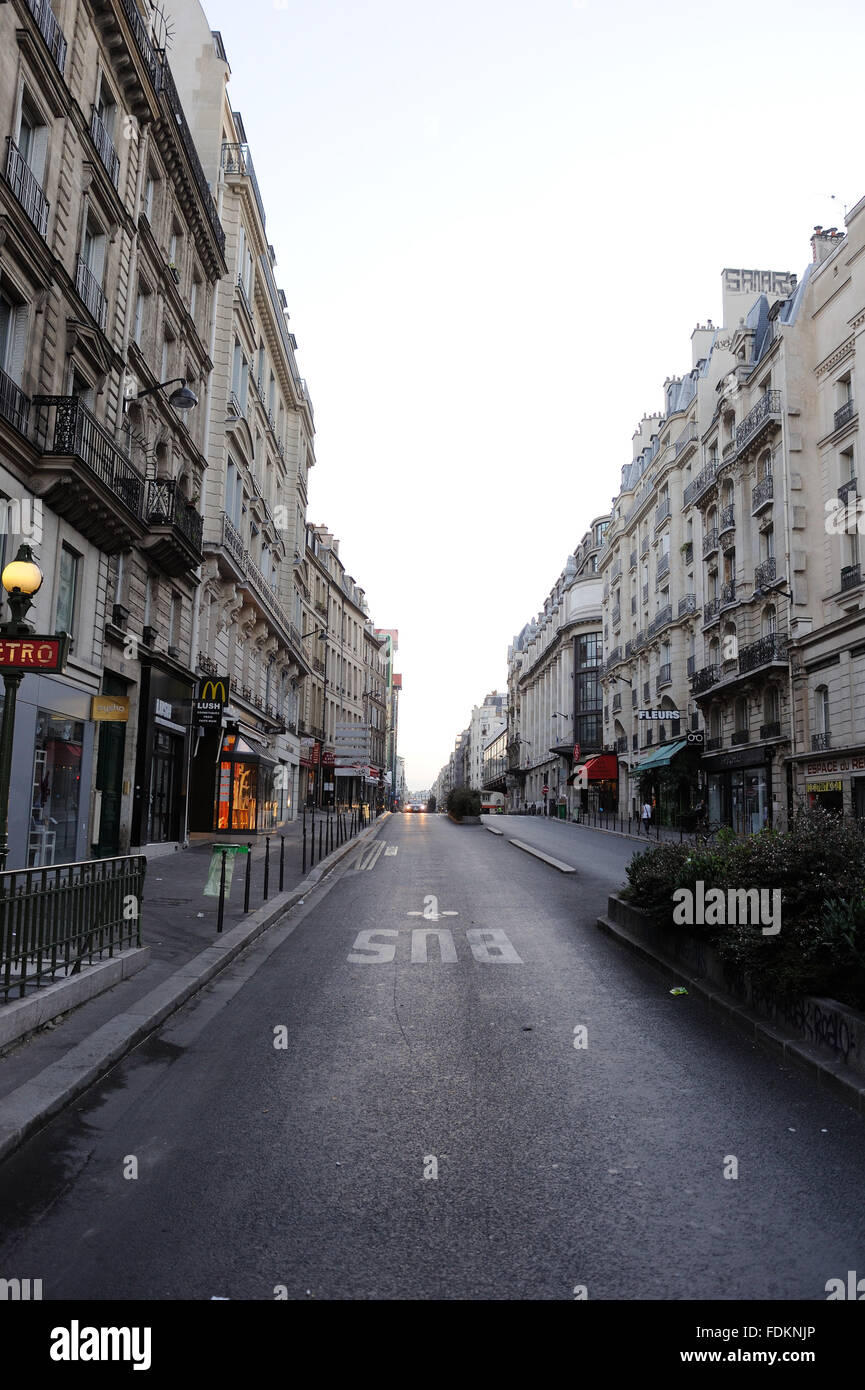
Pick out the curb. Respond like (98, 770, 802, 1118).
(509, 838, 576, 874)
(596, 912, 865, 1116)
(483, 824, 504, 837)
(0, 814, 391, 1166)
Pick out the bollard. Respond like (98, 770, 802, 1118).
(244, 843, 252, 913)
(264, 836, 270, 900)
(319, 820, 323, 860)
(302, 823, 307, 876)
(310, 809, 315, 869)
(216, 849, 227, 933)
(280, 833, 285, 891)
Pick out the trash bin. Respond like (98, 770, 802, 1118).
(558, 803, 566, 819)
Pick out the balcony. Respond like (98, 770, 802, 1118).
(731, 729, 750, 745)
(607, 645, 622, 667)
(838, 478, 858, 506)
(834, 399, 856, 432)
(841, 563, 862, 592)
(702, 528, 719, 558)
(632, 629, 646, 653)
(720, 580, 737, 608)
(218, 514, 247, 573)
(719, 503, 735, 535)
(752, 474, 774, 513)
(221, 142, 266, 229)
(657, 552, 670, 580)
(198, 653, 219, 677)
(611, 561, 622, 581)
(691, 664, 719, 695)
(704, 597, 721, 625)
(656, 663, 672, 689)
(675, 421, 699, 458)
(678, 593, 696, 618)
(735, 390, 782, 454)
(23, 0, 67, 72)
(611, 605, 621, 627)
(89, 108, 120, 187)
(706, 736, 723, 751)
(754, 556, 777, 591)
(737, 633, 787, 674)
(142, 479, 204, 575)
(616, 735, 628, 754)
(811, 733, 832, 751)
(640, 536, 650, 557)
(159, 60, 227, 258)
(32, 396, 145, 550)
(75, 257, 107, 331)
(3, 139, 49, 237)
(0, 366, 30, 435)
(760, 721, 781, 740)
(648, 604, 672, 637)
(683, 461, 718, 508)
(654, 498, 671, 531)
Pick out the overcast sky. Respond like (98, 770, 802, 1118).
(199, 0, 864, 790)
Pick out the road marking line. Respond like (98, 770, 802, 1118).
(384, 845, 398, 856)
(508, 838, 577, 874)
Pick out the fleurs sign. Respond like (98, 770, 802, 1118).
(0, 635, 69, 672)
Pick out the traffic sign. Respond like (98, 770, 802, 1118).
(573, 743, 581, 762)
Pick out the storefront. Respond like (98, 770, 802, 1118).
(794, 748, 865, 819)
(632, 738, 695, 826)
(214, 731, 279, 833)
(568, 753, 618, 817)
(131, 662, 193, 847)
(701, 745, 776, 833)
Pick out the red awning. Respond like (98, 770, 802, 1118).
(568, 754, 618, 785)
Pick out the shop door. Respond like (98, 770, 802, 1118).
(95, 676, 127, 857)
(150, 732, 177, 842)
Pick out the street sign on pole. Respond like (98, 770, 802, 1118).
(573, 743, 581, 762)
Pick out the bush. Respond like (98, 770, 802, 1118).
(621, 808, 865, 1009)
(447, 787, 481, 819)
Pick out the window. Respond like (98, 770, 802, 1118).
(0, 285, 27, 386)
(762, 605, 776, 637)
(55, 545, 80, 635)
(133, 280, 150, 347)
(81, 214, 106, 281)
(764, 687, 779, 724)
(16, 93, 48, 184)
(170, 592, 181, 647)
(735, 697, 748, 734)
(160, 326, 174, 383)
(815, 685, 830, 736)
(143, 168, 157, 223)
(189, 272, 200, 324)
(94, 74, 117, 138)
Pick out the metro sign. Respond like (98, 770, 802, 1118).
(0, 635, 69, 672)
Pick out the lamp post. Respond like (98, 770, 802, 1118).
(0, 545, 44, 872)
(128, 377, 199, 412)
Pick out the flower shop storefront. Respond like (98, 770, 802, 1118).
(702, 744, 776, 833)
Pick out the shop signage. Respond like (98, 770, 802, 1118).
(0, 635, 69, 672)
(198, 676, 229, 704)
(638, 709, 681, 720)
(805, 756, 865, 776)
(686, 731, 704, 745)
(573, 743, 581, 762)
(807, 779, 843, 793)
(91, 695, 129, 722)
(194, 700, 223, 728)
(155, 699, 174, 720)
(703, 746, 773, 771)
(321, 750, 335, 766)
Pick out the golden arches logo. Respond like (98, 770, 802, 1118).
(200, 679, 227, 702)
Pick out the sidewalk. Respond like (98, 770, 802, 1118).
(0, 810, 387, 1148)
(501, 812, 696, 848)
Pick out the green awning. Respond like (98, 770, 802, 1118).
(635, 737, 689, 772)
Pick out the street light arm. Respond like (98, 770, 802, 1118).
(133, 377, 189, 400)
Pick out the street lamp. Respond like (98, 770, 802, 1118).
(130, 377, 199, 412)
(0, 544, 44, 871)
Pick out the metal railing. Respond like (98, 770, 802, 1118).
(683, 461, 717, 507)
(675, 421, 698, 457)
(642, 582, 648, 604)
(90, 107, 120, 187)
(703, 528, 719, 557)
(704, 597, 721, 624)
(198, 653, 218, 676)
(119, 0, 161, 90)
(731, 729, 750, 745)
(752, 473, 774, 511)
(838, 477, 857, 506)
(612, 693, 622, 712)
(611, 605, 621, 626)
(4, 138, 49, 236)
(738, 633, 787, 673)
(736, 390, 781, 452)
(760, 721, 781, 740)
(75, 257, 108, 330)
(160, 60, 227, 256)
(146, 479, 204, 554)
(682, 542, 693, 565)
(0, 365, 30, 435)
(221, 142, 267, 229)
(656, 663, 672, 688)
(39, 397, 144, 515)
(754, 556, 776, 590)
(686, 655, 695, 676)
(720, 503, 735, 532)
(834, 399, 856, 431)
(841, 563, 861, 591)
(629, 550, 637, 569)
(720, 580, 737, 607)
(648, 604, 672, 636)
(706, 735, 723, 751)
(811, 733, 832, 751)
(654, 497, 671, 529)
(657, 552, 670, 580)
(23, 0, 67, 72)
(679, 593, 696, 617)
(221, 514, 247, 569)
(1, 855, 145, 1004)
(691, 664, 719, 695)
(640, 536, 650, 556)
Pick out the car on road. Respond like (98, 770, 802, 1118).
(405, 803, 426, 813)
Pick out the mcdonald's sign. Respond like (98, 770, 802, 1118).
(198, 676, 229, 703)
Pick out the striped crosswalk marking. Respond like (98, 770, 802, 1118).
(356, 842, 387, 872)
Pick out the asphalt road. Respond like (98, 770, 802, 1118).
(0, 812, 863, 1300)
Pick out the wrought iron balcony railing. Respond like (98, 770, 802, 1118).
(719, 503, 735, 533)
(811, 733, 832, 751)
(731, 729, 750, 745)
(678, 593, 696, 617)
(737, 633, 788, 673)
(691, 664, 719, 695)
(838, 477, 858, 506)
(754, 556, 777, 590)
(222, 142, 266, 229)
(648, 604, 672, 637)
(656, 663, 672, 689)
(674, 421, 698, 457)
(120, 0, 161, 90)
(702, 528, 719, 558)
(841, 563, 862, 591)
(654, 497, 671, 529)
(683, 461, 717, 508)
(657, 552, 670, 580)
(720, 580, 737, 607)
(642, 582, 648, 604)
(40, 397, 144, 515)
(4, 139, 49, 236)
(704, 597, 721, 624)
(752, 473, 774, 512)
(145, 479, 204, 554)
(612, 693, 622, 712)
(760, 721, 781, 740)
(629, 550, 637, 569)
(736, 390, 782, 452)
(160, 61, 227, 256)
(75, 257, 107, 330)
(221, 514, 247, 570)
(23, 0, 67, 72)
(0, 365, 30, 435)
(90, 107, 120, 187)
(640, 535, 650, 557)
(834, 399, 856, 431)
(706, 735, 723, 750)
(682, 542, 693, 565)
(611, 605, 621, 626)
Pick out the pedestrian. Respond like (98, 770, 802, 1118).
(641, 799, 652, 836)
(694, 796, 707, 829)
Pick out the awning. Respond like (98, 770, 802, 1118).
(634, 737, 689, 772)
(568, 753, 618, 785)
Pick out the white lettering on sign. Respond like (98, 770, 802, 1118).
(466, 928, 524, 964)
(155, 699, 173, 719)
(410, 929, 458, 964)
(347, 929, 398, 963)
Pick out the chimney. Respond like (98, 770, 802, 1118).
(811, 225, 844, 263)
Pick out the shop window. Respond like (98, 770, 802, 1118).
(30, 712, 84, 866)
